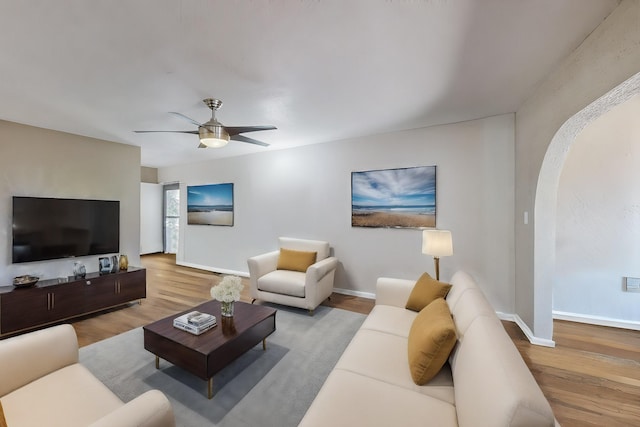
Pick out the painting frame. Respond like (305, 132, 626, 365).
(351, 165, 436, 229)
(187, 183, 234, 226)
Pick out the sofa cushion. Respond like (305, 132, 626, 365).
(1, 364, 123, 427)
(405, 272, 452, 312)
(408, 298, 457, 385)
(335, 329, 454, 404)
(298, 369, 458, 427)
(276, 248, 317, 272)
(359, 304, 418, 338)
(257, 270, 306, 297)
(451, 316, 555, 427)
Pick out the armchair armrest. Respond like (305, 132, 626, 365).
(0, 324, 78, 397)
(247, 250, 280, 279)
(89, 390, 175, 427)
(375, 277, 416, 308)
(307, 257, 338, 282)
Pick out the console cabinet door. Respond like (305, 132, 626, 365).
(115, 269, 146, 302)
(1, 287, 51, 334)
(0, 282, 84, 334)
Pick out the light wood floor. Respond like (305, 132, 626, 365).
(70, 253, 639, 427)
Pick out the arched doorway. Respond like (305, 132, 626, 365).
(534, 72, 640, 340)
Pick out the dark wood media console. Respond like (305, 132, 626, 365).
(0, 267, 146, 336)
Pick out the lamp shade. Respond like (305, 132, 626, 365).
(422, 229, 453, 257)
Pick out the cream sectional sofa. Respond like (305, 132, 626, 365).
(299, 271, 558, 427)
(0, 324, 175, 427)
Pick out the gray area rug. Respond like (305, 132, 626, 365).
(79, 304, 365, 427)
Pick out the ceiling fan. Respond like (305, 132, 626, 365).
(134, 98, 276, 148)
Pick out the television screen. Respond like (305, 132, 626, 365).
(12, 196, 120, 263)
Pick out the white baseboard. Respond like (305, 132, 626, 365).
(333, 287, 375, 300)
(553, 310, 640, 331)
(176, 261, 250, 278)
(496, 312, 556, 348)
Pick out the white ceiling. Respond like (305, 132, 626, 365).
(0, 1, 619, 168)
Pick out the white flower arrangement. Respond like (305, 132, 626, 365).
(210, 275, 243, 303)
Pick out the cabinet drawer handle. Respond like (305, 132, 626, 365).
(86, 280, 91, 285)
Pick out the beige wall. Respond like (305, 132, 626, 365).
(0, 120, 141, 283)
(141, 166, 158, 184)
(515, 0, 640, 340)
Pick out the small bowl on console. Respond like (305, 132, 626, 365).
(13, 275, 39, 288)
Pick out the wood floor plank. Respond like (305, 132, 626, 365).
(69, 253, 639, 427)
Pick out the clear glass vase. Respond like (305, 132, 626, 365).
(220, 301, 235, 317)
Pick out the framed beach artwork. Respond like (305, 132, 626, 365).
(187, 183, 234, 226)
(351, 165, 436, 229)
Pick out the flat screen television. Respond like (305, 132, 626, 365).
(12, 196, 120, 263)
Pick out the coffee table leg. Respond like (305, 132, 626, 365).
(155, 355, 159, 369)
(208, 378, 213, 399)
(263, 338, 267, 350)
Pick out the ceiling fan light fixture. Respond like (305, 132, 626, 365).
(199, 125, 230, 148)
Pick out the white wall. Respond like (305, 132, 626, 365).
(0, 120, 141, 283)
(159, 114, 516, 312)
(140, 182, 163, 254)
(555, 94, 640, 325)
(514, 0, 640, 340)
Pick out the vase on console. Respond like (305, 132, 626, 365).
(210, 275, 243, 318)
(73, 261, 86, 278)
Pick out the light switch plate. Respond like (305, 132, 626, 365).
(624, 277, 640, 292)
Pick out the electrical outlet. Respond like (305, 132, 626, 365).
(624, 277, 640, 292)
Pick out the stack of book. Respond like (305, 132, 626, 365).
(173, 311, 217, 335)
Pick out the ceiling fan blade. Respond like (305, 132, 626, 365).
(225, 125, 277, 136)
(134, 130, 199, 134)
(169, 112, 203, 127)
(231, 134, 270, 147)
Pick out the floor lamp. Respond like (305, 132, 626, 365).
(422, 229, 453, 281)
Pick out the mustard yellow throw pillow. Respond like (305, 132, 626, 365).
(407, 297, 457, 385)
(276, 248, 317, 272)
(405, 272, 452, 312)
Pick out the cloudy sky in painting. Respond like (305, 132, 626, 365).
(187, 183, 233, 207)
(351, 166, 436, 207)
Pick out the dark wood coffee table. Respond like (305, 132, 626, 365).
(143, 300, 277, 398)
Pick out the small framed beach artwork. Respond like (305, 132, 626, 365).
(351, 165, 436, 229)
(187, 183, 234, 226)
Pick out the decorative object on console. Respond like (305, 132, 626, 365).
(422, 229, 453, 280)
(12, 275, 39, 288)
(99, 257, 112, 274)
(187, 183, 234, 226)
(119, 254, 129, 270)
(351, 165, 437, 229)
(73, 261, 86, 278)
(210, 275, 243, 317)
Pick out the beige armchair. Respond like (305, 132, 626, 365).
(0, 324, 175, 427)
(247, 237, 338, 313)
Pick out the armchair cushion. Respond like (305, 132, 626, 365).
(257, 270, 307, 297)
(277, 248, 318, 272)
(405, 272, 452, 312)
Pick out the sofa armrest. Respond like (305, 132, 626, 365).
(0, 324, 78, 397)
(307, 257, 338, 282)
(247, 250, 280, 279)
(375, 277, 415, 308)
(89, 390, 175, 427)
